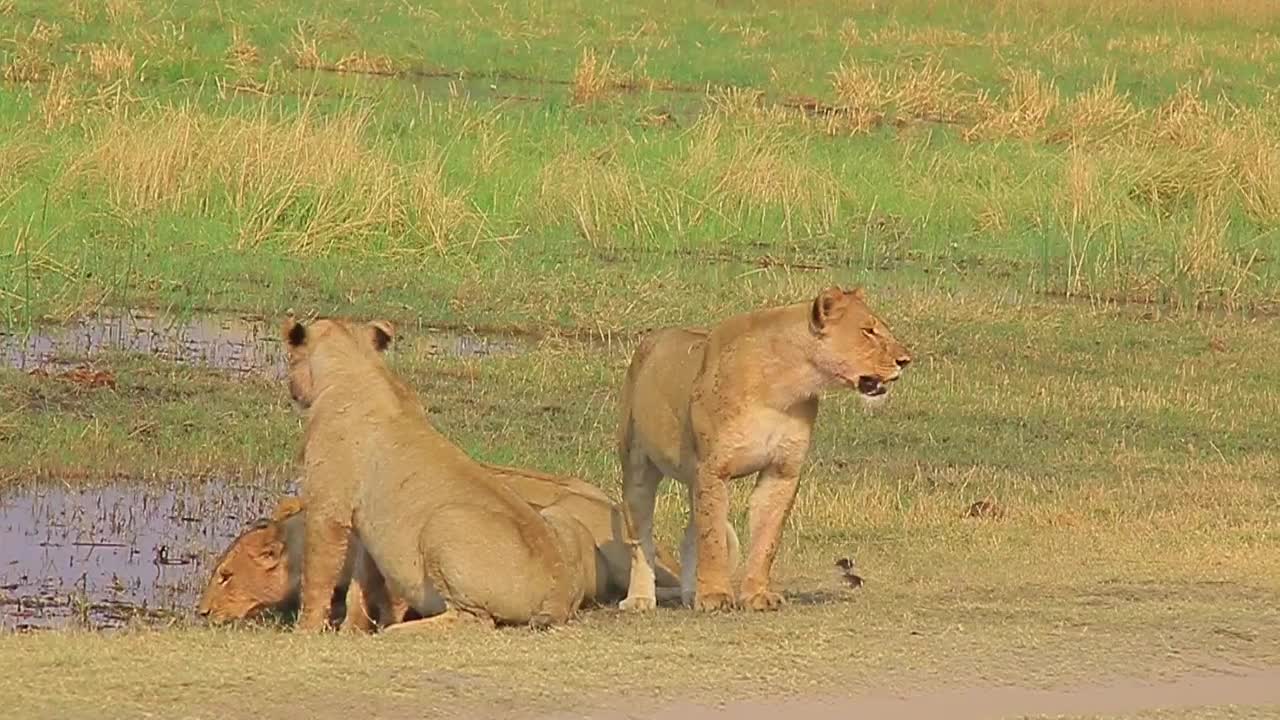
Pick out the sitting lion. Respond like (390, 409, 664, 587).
(284, 316, 598, 631)
(618, 286, 911, 613)
(197, 470, 728, 627)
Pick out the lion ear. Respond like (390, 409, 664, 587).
(283, 315, 307, 348)
(848, 286, 867, 302)
(369, 320, 394, 352)
(272, 496, 304, 522)
(810, 286, 849, 332)
(251, 537, 284, 570)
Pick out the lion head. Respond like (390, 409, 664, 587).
(196, 498, 303, 623)
(807, 286, 911, 402)
(281, 316, 395, 409)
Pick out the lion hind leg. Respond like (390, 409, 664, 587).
(380, 607, 493, 635)
(620, 454, 663, 612)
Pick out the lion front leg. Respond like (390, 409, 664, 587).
(738, 465, 801, 612)
(298, 514, 350, 632)
(692, 464, 734, 613)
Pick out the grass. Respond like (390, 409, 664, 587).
(3, 0, 1280, 717)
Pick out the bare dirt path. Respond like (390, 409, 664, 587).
(542, 665, 1280, 720)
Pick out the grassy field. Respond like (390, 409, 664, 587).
(3, 0, 1280, 718)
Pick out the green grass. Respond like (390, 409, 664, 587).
(4, 0, 1280, 717)
(3, 0, 1280, 325)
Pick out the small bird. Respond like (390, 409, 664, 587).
(835, 557, 864, 588)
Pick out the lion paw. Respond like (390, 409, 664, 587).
(741, 590, 785, 612)
(694, 591, 735, 613)
(619, 595, 656, 613)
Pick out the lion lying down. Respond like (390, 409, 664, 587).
(278, 316, 743, 632)
(197, 470, 736, 627)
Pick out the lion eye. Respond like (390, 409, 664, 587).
(862, 327, 877, 337)
(218, 571, 232, 585)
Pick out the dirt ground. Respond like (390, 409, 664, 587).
(540, 665, 1280, 719)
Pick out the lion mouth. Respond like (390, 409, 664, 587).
(856, 375, 887, 397)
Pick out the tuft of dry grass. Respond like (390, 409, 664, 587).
(69, 105, 479, 254)
(534, 146, 667, 245)
(39, 67, 77, 128)
(334, 51, 402, 76)
(1151, 83, 1217, 148)
(829, 57, 990, 131)
(571, 47, 621, 105)
(1177, 197, 1231, 285)
(1226, 117, 1280, 222)
(226, 28, 260, 71)
(891, 57, 989, 124)
(104, 0, 139, 24)
(1050, 73, 1142, 145)
(3, 51, 51, 83)
(405, 155, 479, 253)
(872, 21, 977, 48)
(964, 68, 1059, 141)
(830, 61, 888, 133)
(289, 24, 323, 70)
(682, 109, 843, 238)
(83, 43, 134, 81)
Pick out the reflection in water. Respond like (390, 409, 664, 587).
(0, 478, 292, 630)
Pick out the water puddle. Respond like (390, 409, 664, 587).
(0, 478, 291, 631)
(1, 311, 526, 377)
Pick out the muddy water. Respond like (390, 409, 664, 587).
(0, 478, 291, 631)
(0, 311, 525, 377)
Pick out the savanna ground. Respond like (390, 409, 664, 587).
(2, 0, 1280, 717)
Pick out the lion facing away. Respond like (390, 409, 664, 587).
(619, 286, 910, 613)
(284, 316, 591, 632)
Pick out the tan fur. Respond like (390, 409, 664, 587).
(283, 316, 587, 631)
(196, 468, 704, 626)
(195, 497, 347, 624)
(618, 286, 911, 613)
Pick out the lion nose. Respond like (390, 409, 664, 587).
(896, 354, 911, 369)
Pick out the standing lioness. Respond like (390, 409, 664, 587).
(619, 286, 911, 613)
(284, 316, 584, 631)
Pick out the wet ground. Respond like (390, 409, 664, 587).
(1, 310, 528, 630)
(0, 310, 526, 377)
(0, 477, 291, 631)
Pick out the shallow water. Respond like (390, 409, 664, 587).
(0, 311, 525, 377)
(0, 478, 291, 631)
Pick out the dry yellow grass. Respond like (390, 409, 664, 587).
(69, 105, 478, 253)
(334, 51, 402, 76)
(830, 61, 889, 133)
(682, 106, 843, 239)
(3, 22, 60, 84)
(405, 155, 479, 253)
(83, 43, 134, 80)
(828, 57, 993, 131)
(289, 24, 323, 70)
(892, 57, 989, 124)
(2, 51, 50, 83)
(534, 146, 666, 245)
(104, 0, 139, 24)
(225, 28, 260, 71)
(39, 67, 77, 128)
(571, 47, 620, 105)
(964, 68, 1059, 141)
(1051, 73, 1142, 145)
